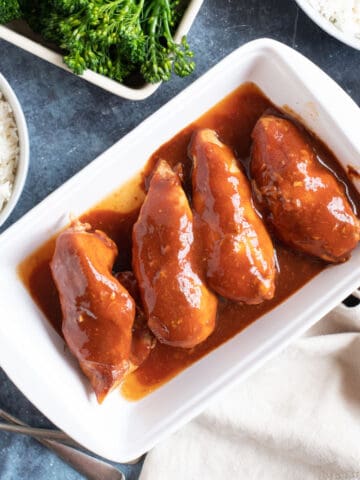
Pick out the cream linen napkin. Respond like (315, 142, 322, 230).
(140, 303, 360, 480)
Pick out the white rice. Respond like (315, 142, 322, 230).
(307, 0, 360, 39)
(0, 91, 19, 213)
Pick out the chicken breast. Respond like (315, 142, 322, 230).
(132, 160, 218, 348)
(51, 222, 135, 403)
(251, 114, 360, 262)
(189, 128, 276, 304)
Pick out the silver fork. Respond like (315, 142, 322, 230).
(0, 408, 80, 446)
(0, 409, 125, 480)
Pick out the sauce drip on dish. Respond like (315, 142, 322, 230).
(18, 83, 360, 401)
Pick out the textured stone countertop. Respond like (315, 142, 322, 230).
(0, 0, 359, 478)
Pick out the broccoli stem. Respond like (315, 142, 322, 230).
(141, 0, 195, 83)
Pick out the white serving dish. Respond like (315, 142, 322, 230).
(0, 38, 359, 462)
(295, 0, 360, 50)
(0, 73, 29, 226)
(0, 0, 204, 100)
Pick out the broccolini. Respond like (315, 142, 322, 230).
(1, 0, 195, 84)
(0, 0, 21, 24)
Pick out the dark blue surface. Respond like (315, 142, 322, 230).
(0, 0, 359, 478)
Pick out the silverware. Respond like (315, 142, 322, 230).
(0, 409, 125, 480)
(0, 422, 83, 443)
(0, 408, 79, 446)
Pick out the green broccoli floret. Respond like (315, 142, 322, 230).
(59, 0, 146, 81)
(24, 0, 147, 82)
(51, 0, 89, 15)
(0, 0, 22, 24)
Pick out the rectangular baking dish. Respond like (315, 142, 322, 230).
(0, 39, 359, 462)
(0, 0, 204, 100)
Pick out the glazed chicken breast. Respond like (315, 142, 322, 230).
(189, 128, 276, 304)
(251, 114, 360, 262)
(132, 159, 218, 348)
(50, 222, 135, 403)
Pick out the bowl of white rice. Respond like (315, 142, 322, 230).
(0, 73, 29, 227)
(295, 0, 360, 50)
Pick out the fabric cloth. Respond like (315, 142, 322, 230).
(140, 302, 360, 480)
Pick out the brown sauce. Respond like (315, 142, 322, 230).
(348, 164, 360, 181)
(18, 82, 360, 401)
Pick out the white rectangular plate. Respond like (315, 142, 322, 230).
(0, 39, 359, 462)
(0, 0, 204, 100)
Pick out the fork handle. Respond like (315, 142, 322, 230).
(0, 422, 79, 445)
(0, 408, 75, 445)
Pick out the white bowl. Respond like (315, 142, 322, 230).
(0, 0, 204, 100)
(0, 39, 359, 462)
(295, 0, 360, 50)
(0, 73, 29, 227)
